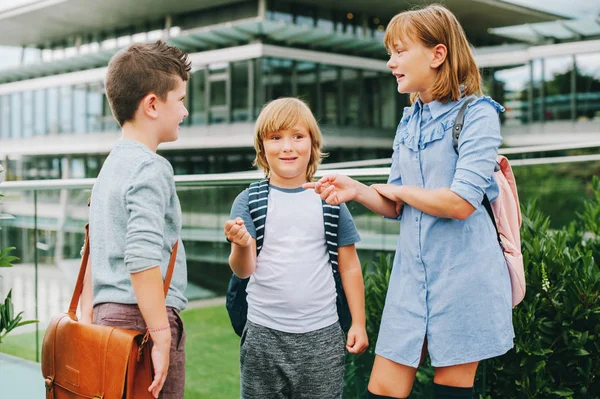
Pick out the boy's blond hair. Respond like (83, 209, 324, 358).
(384, 4, 482, 104)
(254, 98, 325, 181)
(105, 40, 191, 126)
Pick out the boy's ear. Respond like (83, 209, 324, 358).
(430, 44, 447, 69)
(141, 93, 160, 120)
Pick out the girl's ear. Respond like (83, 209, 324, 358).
(430, 44, 447, 69)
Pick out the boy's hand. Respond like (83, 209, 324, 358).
(224, 217, 252, 247)
(148, 330, 171, 398)
(346, 325, 369, 354)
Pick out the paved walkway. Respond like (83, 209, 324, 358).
(0, 296, 226, 397)
(0, 353, 45, 398)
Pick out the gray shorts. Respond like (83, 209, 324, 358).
(93, 303, 186, 399)
(240, 320, 346, 399)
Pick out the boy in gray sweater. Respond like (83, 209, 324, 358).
(80, 41, 190, 399)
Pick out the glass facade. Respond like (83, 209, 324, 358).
(0, 56, 399, 143)
(482, 52, 600, 125)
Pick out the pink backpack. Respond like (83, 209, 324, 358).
(454, 98, 525, 307)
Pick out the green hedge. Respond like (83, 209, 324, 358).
(345, 177, 600, 399)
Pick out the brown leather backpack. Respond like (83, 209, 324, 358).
(41, 224, 178, 398)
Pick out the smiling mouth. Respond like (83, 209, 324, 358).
(280, 157, 297, 162)
(395, 73, 405, 81)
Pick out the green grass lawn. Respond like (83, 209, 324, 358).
(0, 305, 241, 399)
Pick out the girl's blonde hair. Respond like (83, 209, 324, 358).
(384, 4, 482, 103)
(253, 98, 325, 181)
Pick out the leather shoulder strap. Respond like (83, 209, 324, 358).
(68, 223, 179, 318)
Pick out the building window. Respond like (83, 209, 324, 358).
(231, 60, 250, 122)
(59, 85, 73, 133)
(575, 53, 600, 122)
(320, 64, 338, 125)
(297, 62, 318, 115)
(47, 87, 60, 134)
(0, 96, 10, 140)
(10, 92, 22, 139)
(190, 69, 206, 125)
(264, 58, 294, 102)
(73, 84, 87, 134)
(34, 89, 47, 136)
(492, 64, 530, 125)
(341, 68, 361, 126)
(87, 83, 104, 132)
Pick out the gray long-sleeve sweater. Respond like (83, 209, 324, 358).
(89, 140, 187, 310)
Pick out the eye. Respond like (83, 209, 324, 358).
(293, 134, 305, 139)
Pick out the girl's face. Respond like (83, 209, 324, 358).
(387, 38, 439, 103)
(263, 122, 312, 188)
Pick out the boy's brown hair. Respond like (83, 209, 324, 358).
(384, 4, 482, 104)
(105, 40, 191, 126)
(254, 98, 325, 181)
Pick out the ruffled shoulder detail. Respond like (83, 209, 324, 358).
(395, 105, 417, 151)
(400, 105, 414, 125)
(466, 95, 505, 113)
(416, 119, 453, 150)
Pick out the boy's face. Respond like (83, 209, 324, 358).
(263, 122, 312, 188)
(387, 38, 437, 96)
(155, 76, 188, 143)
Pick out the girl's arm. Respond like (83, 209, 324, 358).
(372, 184, 475, 220)
(337, 244, 368, 354)
(304, 175, 401, 219)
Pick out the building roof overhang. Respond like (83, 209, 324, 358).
(0, 0, 564, 47)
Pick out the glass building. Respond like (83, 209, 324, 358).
(2, 0, 596, 182)
(0, 0, 599, 291)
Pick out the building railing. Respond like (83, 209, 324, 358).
(1, 155, 599, 363)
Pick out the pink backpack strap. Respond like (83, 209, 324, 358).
(496, 155, 521, 227)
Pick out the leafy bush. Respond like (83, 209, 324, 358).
(0, 185, 38, 344)
(344, 177, 600, 398)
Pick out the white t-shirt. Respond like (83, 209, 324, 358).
(230, 185, 360, 333)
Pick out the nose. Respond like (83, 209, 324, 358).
(183, 105, 189, 119)
(387, 56, 396, 70)
(282, 137, 293, 152)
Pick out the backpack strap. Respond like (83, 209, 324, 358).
(322, 202, 340, 271)
(452, 96, 503, 250)
(248, 179, 269, 255)
(452, 96, 475, 155)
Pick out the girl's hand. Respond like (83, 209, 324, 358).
(303, 175, 358, 205)
(224, 217, 252, 247)
(346, 324, 369, 354)
(372, 184, 403, 215)
(371, 184, 401, 202)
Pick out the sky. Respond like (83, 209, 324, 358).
(0, 0, 599, 69)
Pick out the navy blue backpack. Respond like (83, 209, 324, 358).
(225, 179, 352, 336)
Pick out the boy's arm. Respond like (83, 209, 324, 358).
(338, 244, 368, 354)
(225, 218, 257, 279)
(130, 267, 171, 398)
(124, 160, 175, 397)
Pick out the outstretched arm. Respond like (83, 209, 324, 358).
(304, 175, 401, 219)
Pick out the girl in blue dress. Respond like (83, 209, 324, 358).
(305, 5, 514, 399)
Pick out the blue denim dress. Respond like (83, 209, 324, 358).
(375, 96, 515, 368)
